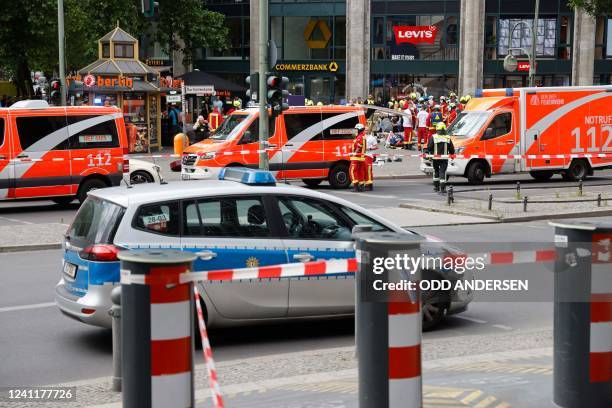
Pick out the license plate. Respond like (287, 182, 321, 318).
(182, 174, 190, 180)
(63, 262, 77, 279)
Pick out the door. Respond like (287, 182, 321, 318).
(234, 114, 279, 172)
(67, 114, 123, 194)
(180, 195, 289, 319)
(308, 76, 332, 105)
(275, 111, 326, 180)
(0, 114, 12, 199)
(481, 111, 517, 174)
(276, 195, 355, 316)
(12, 110, 72, 199)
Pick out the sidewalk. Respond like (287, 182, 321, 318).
(0, 223, 67, 252)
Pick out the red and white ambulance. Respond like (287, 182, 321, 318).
(421, 86, 612, 183)
(0, 100, 128, 203)
(181, 105, 367, 188)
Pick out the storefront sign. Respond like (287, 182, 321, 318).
(166, 95, 181, 103)
(391, 55, 416, 61)
(95, 75, 133, 88)
(393, 26, 438, 44)
(83, 74, 96, 87)
(160, 77, 182, 88)
(184, 85, 215, 95)
(517, 62, 531, 72)
(274, 61, 339, 72)
(304, 19, 332, 49)
(146, 58, 171, 67)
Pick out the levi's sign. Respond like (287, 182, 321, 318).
(393, 26, 438, 44)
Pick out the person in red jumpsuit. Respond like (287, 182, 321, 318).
(349, 123, 367, 192)
(446, 103, 458, 126)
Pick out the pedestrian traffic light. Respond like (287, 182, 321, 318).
(142, 0, 157, 17)
(266, 75, 289, 117)
(245, 72, 259, 102)
(49, 79, 61, 105)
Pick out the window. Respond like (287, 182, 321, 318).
(67, 116, 119, 149)
(102, 43, 110, 58)
(67, 198, 125, 247)
(283, 113, 323, 141)
(278, 196, 352, 240)
(0, 118, 4, 146)
(497, 18, 556, 57)
(321, 112, 359, 140)
(15, 116, 67, 150)
(183, 197, 270, 238)
(135, 202, 180, 236)
(483, 113, 512, 139)
(238, 117, 276, 144)
(448, 111, 491, 138)
(114, 43, 134, 58)
(339, 206, 390, 232)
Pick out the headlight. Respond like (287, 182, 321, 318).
(203, 152, 217, 160)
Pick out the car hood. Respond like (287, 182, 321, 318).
(184, 139, 231, 154)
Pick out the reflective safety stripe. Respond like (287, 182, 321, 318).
(151, 372, 192, 408)
(150, 301, 191, 341)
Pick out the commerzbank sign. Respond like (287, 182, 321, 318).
(274, 61, 339, 72)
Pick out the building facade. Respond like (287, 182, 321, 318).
(180, 0, 611, 103)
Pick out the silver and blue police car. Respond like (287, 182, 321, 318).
(55, 168, 473, 330)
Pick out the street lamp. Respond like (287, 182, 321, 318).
(503, 0, 540, 87)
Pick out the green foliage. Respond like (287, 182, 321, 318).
(569, 0, 612, 16)
(0, 0, 228, 95)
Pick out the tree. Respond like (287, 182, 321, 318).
(155, 0, 229, 71)
(569, 0, 612, 17)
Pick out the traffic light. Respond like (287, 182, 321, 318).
(266, 75, 289, 117)
(142, 0, 157, 17)
(49, 79, 61, 105)
(246, 72, 259, 102)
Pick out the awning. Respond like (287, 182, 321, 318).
(176, 70, 246, 92)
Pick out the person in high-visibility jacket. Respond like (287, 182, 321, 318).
(428, 105, 444, 140)
(426, 122, 455, 193)
(364, 129, 378, 191)
(207, 107, 223, 131)
(349, 123, 367, 192)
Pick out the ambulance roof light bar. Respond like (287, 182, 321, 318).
(218, 167, 276, 186)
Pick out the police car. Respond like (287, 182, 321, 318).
(55, 168, 473, 330)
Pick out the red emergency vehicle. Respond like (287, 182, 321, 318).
(181, 105, 367, 188)
(0, 100, 129, 203)
(421, 86, 612, 183)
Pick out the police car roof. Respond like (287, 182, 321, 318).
(89, 179, 307, 208)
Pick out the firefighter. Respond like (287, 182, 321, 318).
(428, 105, 444, 142)
(365, 127, 378, 191)
(446, 103, 458, 126)
(367, 94, 375, 105)
(426, 122, 455, 194)
(458, 96, 468, 111)
(416, 105, 429, 151)
(207, 107, 223, 131)
(350, 123, 367, 192)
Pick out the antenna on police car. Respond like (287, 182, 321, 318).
(152, 156, 167, 185)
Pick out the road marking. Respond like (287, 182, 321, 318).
(0, 302, 56, 313)
(460, 390, 484, 404)
(453, 315, 488, 324)
(0, 216, 35, 225)
(492, 324, 513, 331)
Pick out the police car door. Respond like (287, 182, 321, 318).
(180, 195, 290, 319)
(276, 195, 354, 316)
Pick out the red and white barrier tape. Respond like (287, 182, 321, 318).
(194, 286, 224, 408)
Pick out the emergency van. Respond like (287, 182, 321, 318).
(181, 105, 367, 188)
(420, 86, 612, 183)
(0, 100, 129, 203)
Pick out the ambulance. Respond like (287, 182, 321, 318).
(0, 100, 128, 203)
(181, 105, 367, 188)
(420, 86, 612, 183)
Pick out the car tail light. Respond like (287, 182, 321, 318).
(123, 148, 129, 173)
(79, 244, 122, 262)
(81, 308, 96, 315)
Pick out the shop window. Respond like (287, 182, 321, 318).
(334, 16, 346, 47)
(446, 16, 458, 45)
(498, 18, 556, 57)
(373, 17, 385, 45)
(114, 43, 134, 58)
(102, 42, 110, 58)
(284, 113, 323, 141)
(16, 116, 67, 150)
(67, 116, 120, 149)
(209, 18, 242, 57)
(135, 202, 180, 236)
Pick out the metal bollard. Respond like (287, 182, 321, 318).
(578, 180, 583, 196)
(488, 193, 493, 211)
(109, 286, 122, 392)
(597, 193, 602, 207)
(119, 250, 197, 408)
(516, 181, 521, 199)
(549, 220, 612, 408)
(354, 231, 423, 408)
(523, 196, 528, 212)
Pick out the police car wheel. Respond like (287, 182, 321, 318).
(329, 163, 351, 189)
(302, 179, 324, 188)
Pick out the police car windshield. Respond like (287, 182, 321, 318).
(210, 113, 251, 141)
(67, 197, 124, 247)
(447, 111, 490, 138)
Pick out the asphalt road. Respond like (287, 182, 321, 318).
(0, 219, 577, 387)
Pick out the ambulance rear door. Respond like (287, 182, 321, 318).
(12, 108, 72, 199)
(276, 109, 325, 180)
(0, 111, 12, 199)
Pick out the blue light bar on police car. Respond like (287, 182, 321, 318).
(218, 167, 276, 186)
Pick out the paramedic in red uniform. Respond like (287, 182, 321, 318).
(350, 123, 367, 192)
(365, 129, 378, 191)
